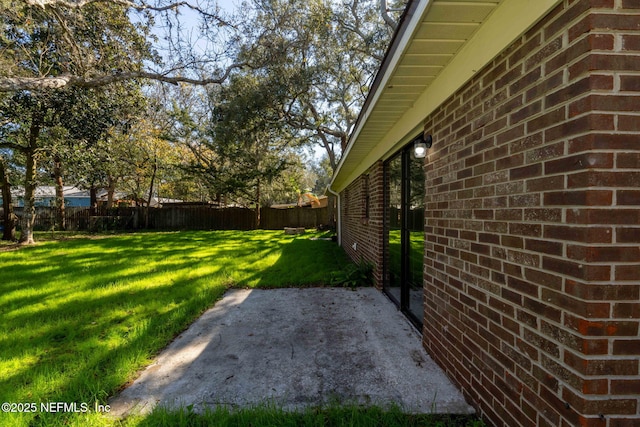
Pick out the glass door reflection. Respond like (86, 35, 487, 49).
(384, 145, 425, 328)
(406, 151, 425, 325)
(386, 155, 402, 309)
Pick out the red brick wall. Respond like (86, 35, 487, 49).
(340, 161, 385, 287)
(422, 1, 640, 426)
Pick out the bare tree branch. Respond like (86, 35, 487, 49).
(0, 140, 29, 151)
(379, 0, 397, 30)
(24, 0, 235, 26)
(0, 62, 248, 92)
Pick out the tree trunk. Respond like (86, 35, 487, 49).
(89, 186, 97, 215)
(106, 175, 116, 208)
(18, 118, 41, 245)
(0, 159, 16, 241)
(317, 132, 337, 172)
(53, 155, 65, 231)
(379, 0, 397, 29)
(19, 150, 37, 244)
(255, 178, 261, 229)
(145, 159, 157, 229)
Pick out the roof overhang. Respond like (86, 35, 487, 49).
(331, 0, 563, 192)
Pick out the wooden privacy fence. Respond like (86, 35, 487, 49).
(151, 206, 255, 230)
(260, 207, 331, 230)
(8, 207, 96, 231)
(7, 205, 332, 231)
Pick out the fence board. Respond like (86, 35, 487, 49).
(12, 207, 92, 231)
(8, 206, 331, 231)
(260, 207, 330, 230)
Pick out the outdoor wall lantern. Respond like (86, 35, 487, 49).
(413, 134, 432, 159)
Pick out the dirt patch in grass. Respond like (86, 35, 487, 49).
(0, 243, 20, 252)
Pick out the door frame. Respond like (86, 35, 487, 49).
(383, 137, 425, 330)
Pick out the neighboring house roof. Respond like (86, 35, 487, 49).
(9, 186, 94, 199)
(97, 191, 126, 202)
(2, 187, 183, 207)
(331, 0, 562, 192)
(94, 193, 184, 207)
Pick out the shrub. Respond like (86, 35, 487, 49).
(330, 260, 374, 288)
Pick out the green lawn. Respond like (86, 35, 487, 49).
(0, 230, 349, 426)
(388, 229, 424, 288)
(130, 404, 485, 427)
(0, 230, 483, 427)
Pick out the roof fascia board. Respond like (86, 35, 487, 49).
(332, 0, 563, 192)
(331, 0, 432, 187)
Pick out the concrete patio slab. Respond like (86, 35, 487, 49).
(109, 288, 474, 417)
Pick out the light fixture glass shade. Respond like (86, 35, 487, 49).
(413, 141, 427, 158)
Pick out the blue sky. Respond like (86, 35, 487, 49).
(217, 0, 239, 12)
(143, 0, 242, 62)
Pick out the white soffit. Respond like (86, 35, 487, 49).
(332, 0, 563, 192)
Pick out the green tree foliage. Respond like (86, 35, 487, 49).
(234, 0, 406, 170)
(0, 151, 19, 241)
(59, 83, 148, 204)
(0, 1, 153, 242)
(0, 0, 239, 91)
(0, 90, 62, 243)
(130, 82, 216, 204)
(0, 84, 147, 241)
(0, 0, 407, 241)
(164, 0, 405, 211)
(190, 73, 304, 224)
(310, 154, 334, 195)
(0, 1, 155, 88)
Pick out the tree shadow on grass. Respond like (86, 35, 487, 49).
(0, 272, 228, 426)
(0, 230, 295, 426)
(0, 230, 354, 425)
(240, 235, 351, 288)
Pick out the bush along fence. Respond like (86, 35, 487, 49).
(4, 205, 333, 232)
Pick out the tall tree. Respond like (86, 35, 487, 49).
(59, 82, 147, 206)
(156, 83, 226, 202)
(114, 116, 184, 227)
(190, 73, 302, 225)
(234, 0, 405, 171)
(1, 0, 157, 242)
(0, 0, 242, 92)
(0, 91, 55, 243)
(0, 152, 17, 241)
(0, 0, 154, 242)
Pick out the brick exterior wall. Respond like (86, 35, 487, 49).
(420, 1, 640, 426)
(340, 161, 385, 287)
(340, 1, 639, 426)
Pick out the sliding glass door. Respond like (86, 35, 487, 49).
(384, 144, 425, 328)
